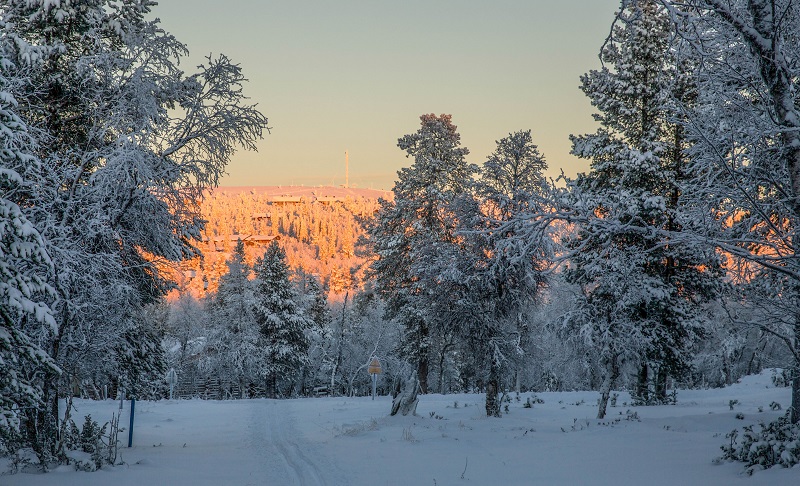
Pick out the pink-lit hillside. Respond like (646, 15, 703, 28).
(167, 186, 391, 299)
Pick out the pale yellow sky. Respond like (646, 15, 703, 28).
(155, 0, 621, 190)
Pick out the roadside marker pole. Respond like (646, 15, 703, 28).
(128, 398, 135, 448)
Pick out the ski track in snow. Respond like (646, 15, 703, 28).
(252, 400, 328, 486)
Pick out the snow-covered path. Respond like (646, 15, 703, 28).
(2, 398, 340, 486)
(255, 400, 333, 486)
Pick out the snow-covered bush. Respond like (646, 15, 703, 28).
(771, 369, 790, 388)
(719, 416, 800, 474)
(63, 415, 107, 471)
(0, 424, 32, 472)
(61, 414, 121, 472)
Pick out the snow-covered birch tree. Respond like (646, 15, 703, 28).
(656, 0, 800, 422)
(0, 0, 269, 460)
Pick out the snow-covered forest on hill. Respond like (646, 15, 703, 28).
(168, 186, 387, 298)
(3, 0, 800, 483)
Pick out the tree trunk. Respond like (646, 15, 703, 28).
(792, 315, 800, 424)
(655, 366, 668, 402)
(636, 362, 649, 402)
(437, 349, 446, 394)
(722, 353, 732, 386)
(791, 361, 800, 424)
(485, 360, 500, 417)
(418, 355, 429, 394)
(597, 355, 620, 420)
(267, 372, 277, 399)
(390, 373, 420, 416)
(436, 339, 453, 394)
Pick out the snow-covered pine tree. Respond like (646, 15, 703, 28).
(301, 273, 330, 332)
(473, 130, 551, 416)
(206, 239, 263, 398)
(432, 130, 552, 416)
(0, 0, 268, 459)
(115, 320, 167, 401)
(478, 130, 549, 218)
(298, 273, 328, 396)
(253, 241, 313, 398)
(657, 0, 800, 422)
(0, 56, 59, 454)
(368, 114, 477, 393)
(564, 0, 720, 417)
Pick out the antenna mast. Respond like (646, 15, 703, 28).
(345, 150, 349, 188)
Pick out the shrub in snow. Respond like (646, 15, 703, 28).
(523, 394, 544, 409)
(62, 414, 120, 472)
(719, 416, 800, 474)
(624, 410, 640, 422)
(631, 388, 678, 406)
(1, 447, 37, 474)
(771, 369, 790, 388)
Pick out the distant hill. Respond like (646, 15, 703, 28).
(168, 186, 389, 299)
(211, 185, 391, 200)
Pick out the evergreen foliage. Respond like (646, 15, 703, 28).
(720, 416, 800, 473)
(253, 241, 313, 398)
(368, 114, 477, 393)
(205, 239, 264, 398)
(0, 48, 59, 453)
(562, 0, 720, 417)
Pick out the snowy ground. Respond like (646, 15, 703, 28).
(3, 370, 798, 485)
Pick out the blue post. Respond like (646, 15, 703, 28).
(128, 398, 135, 447)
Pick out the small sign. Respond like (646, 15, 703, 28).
(367, 357, 382, 374)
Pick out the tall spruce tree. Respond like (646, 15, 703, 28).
(565, 0, 720, 417)
(368, 114, 476, 393)
(0, 59, 59, 452)
(207, 239, 263, 398)
(253, 241, 312, 398)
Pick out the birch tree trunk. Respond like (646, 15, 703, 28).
(390, 373, 420, 416)
(597, 355, 620, 420)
